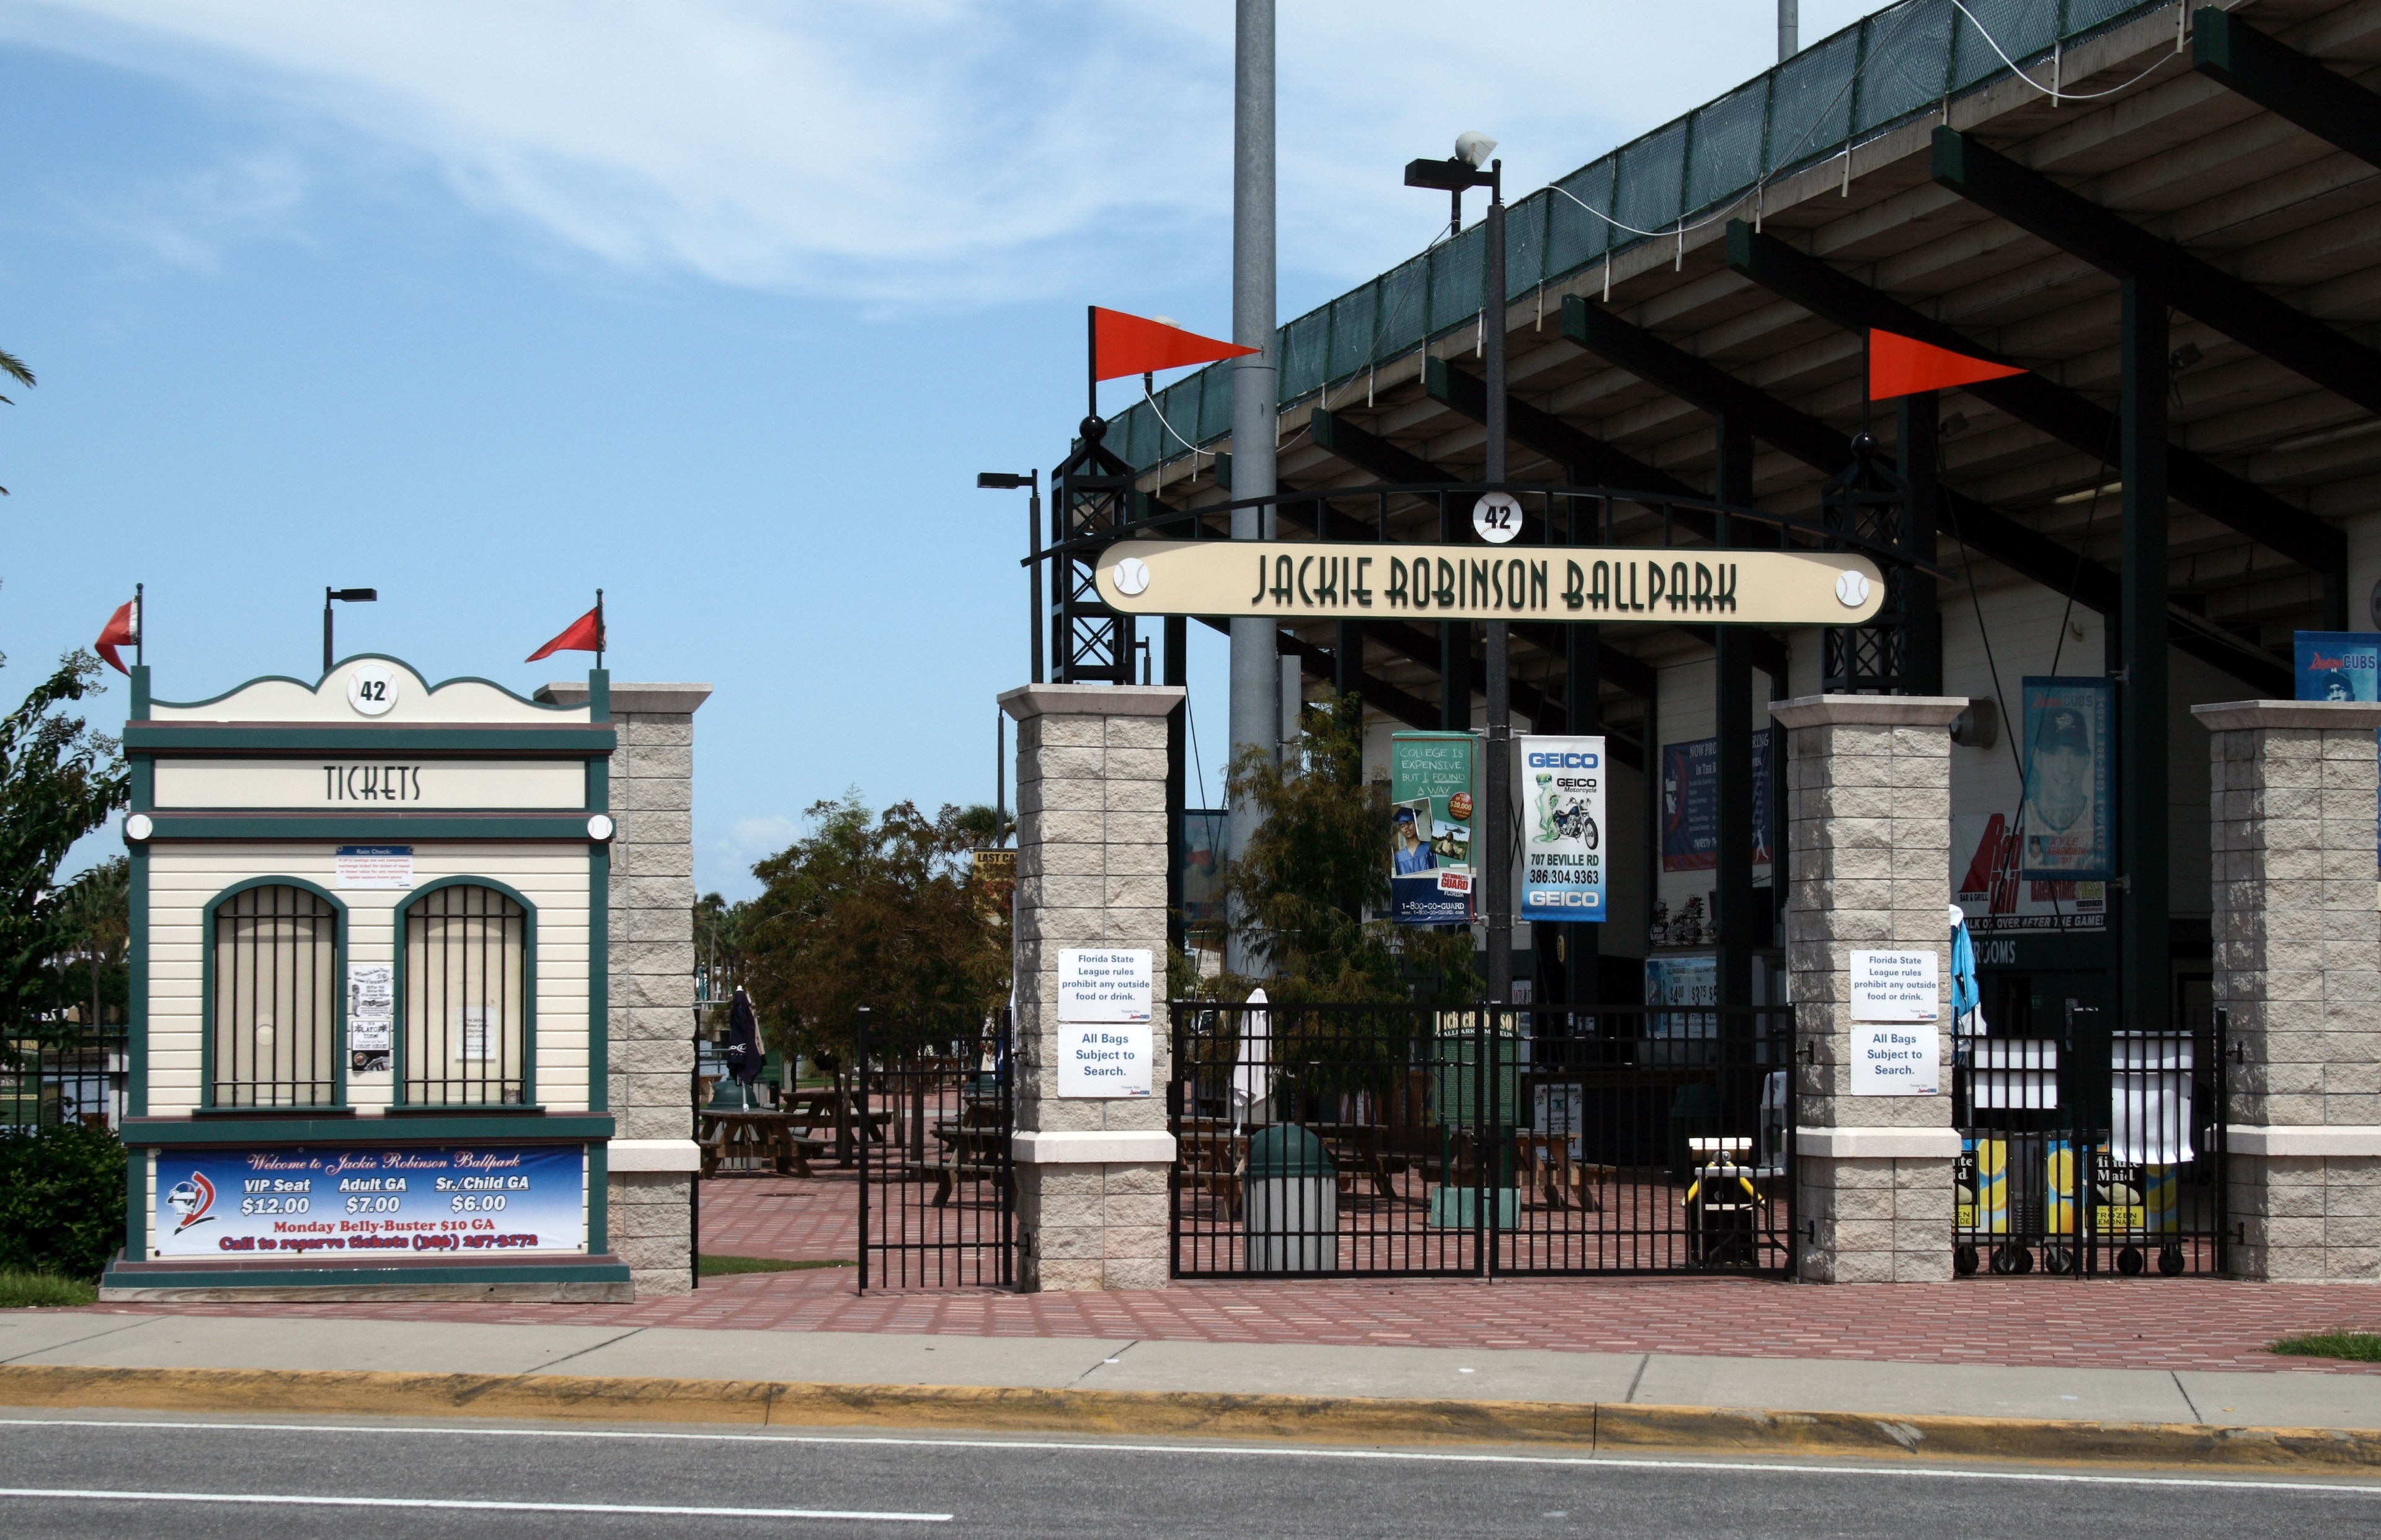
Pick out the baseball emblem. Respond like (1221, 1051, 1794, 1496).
(1472, 492, 1523, 545)
(1835, 569, 1872, 609)
(1112, 557, 1151, 596)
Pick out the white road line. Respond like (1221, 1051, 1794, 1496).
(6, 1417, 2380, 1495)
(0, 1487, 949, 1522)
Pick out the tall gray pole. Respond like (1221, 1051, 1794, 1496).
(1483, 167, 1512, 1004)
(1226, 0, 1277, 976)
(1778, 0, 1798, 61)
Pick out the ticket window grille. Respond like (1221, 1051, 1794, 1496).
(209, 884, 341, 1108)
(403, 885, 531, 1105)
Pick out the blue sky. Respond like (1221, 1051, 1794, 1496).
(0, 0, 1869, 899)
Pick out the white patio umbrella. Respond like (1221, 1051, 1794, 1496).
(1229, 988, 1274, 1132)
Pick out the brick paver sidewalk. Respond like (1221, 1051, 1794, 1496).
(122, 1171, 2381, 1376)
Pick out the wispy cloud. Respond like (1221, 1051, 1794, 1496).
(66, 149, 307, 270)
(0, 1, 1835, 303)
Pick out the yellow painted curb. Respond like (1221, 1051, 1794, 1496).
(3, 1363, 2379, 1472)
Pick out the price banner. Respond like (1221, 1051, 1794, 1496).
(153, 1145, 586, 1259)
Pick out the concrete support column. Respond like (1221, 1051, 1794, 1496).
(1772, 693, 1967, 1283)
(2197, 699, 2381, 1281)
(546, 679, 712, 1299)
(1002, 683, 1184, 1291)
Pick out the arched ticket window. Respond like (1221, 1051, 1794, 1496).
(206, 881, 344, 1108)
(400, 881, 534, 1106)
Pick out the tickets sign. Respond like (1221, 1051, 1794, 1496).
(1094, 541, 1886, 626)
(152, 1145, 587, 1259)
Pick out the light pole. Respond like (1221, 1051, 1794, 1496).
(1406, 134, 1512, 1002)
(1228, 0, 1278, 980)
(322, 586, 376, 675)
(977, 471, 1043, 684)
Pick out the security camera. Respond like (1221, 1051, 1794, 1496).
(1454, 131, 1498, 169)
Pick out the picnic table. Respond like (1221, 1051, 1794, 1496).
(695, 1109, 828, 1179)
(882, 1100, 1008, 1208)
(1513, 1131, 1613, 1211)
(779, 1087, 893, 1166)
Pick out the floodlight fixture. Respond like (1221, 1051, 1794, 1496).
(978, 470, 1046, 683)
(322, 586, 378, 674)
(977, 472, 1032, 490)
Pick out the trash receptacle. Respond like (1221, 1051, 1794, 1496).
(1244, 1123, 1337, 1273)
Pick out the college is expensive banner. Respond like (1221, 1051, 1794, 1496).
(153, 1145, 587, 1259)
(1390, 732, 1476, 925)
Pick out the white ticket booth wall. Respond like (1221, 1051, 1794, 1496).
(101, 657, 630, 1300)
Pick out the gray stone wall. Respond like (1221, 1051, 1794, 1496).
(1772, 694, 1968, 1283)
(1003, 683, 1181, 1292)
(2197, 699, 2381, 1282)
(539, 679, 711, 1299)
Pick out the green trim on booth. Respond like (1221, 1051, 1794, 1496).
(130, 663, 151, 720)
(589, 843, 609, 1113)
(124, 725, 615, 755)
(587, 667, 609, 724)
(140, 813, 602, 842)
(587, 1140, 608, 1252)
(199, 877, 349, 1113)
(123, 1149, 146, 1267)
(154, 655, 595, 716)
(391, 875, 540, 1110)
(99, 1259, 632, 1290)
(122, 1112, 614, 1146)
(127, 844, 149, 1118)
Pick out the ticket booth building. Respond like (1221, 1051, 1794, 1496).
(102, 657, 631, 1299)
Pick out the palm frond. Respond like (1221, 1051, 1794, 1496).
(0, 348, 33, 392)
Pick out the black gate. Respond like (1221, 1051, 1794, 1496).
(856, 1009, 1014, 1291)
(1169, 1001, 1795, 1278)
(1951, 1003, 2227, 1277)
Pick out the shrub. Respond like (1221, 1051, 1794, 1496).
(0, 1123, 127, 1279)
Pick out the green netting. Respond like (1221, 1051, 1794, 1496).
(1110, 0, 2166, 469)
(1281, 308, 1330, 401)
(1687, 82, 1770, 213)
(1377, 254, 1427, 356)
(1544, 158, 1616, 276)
(1613, 120, 1690, 240)
(1504, 194, 1549, 302)
(1855, 0, 1959, 136)
(1427, 224, 1487, 339)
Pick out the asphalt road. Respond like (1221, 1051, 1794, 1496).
(4, 1413, 2379, 1539)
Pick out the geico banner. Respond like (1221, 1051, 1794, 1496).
(1096, 541, 1885, 626)
(1518, 736, 1607, 924)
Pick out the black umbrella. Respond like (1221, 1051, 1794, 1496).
(725, 986, 763, 1092)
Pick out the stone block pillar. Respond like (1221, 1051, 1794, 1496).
(540, 678, 712, 1299)
(2196, 699, 2381, 1282)
(1771, 694, 1969, 1283)
(1001, 683, 1182, 1292)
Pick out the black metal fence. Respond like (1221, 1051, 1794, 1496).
(1, 1021, 128, 1131)
(1951, 1004, 2227, 1278)
(1169, 1001, 1796, 1278)
(856, 1009, 1014, 1291)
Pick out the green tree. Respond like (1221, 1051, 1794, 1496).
(50, 856, 129, 1030)
(738, 793, 1009, 1059)
(1, 653, 128, 1039)
(0, 346, 31, 496)
(1219, 693, 1479, 1004)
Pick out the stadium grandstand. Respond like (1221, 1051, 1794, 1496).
(1087, 0, 2375, 1031)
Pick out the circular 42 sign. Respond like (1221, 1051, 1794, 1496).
(1472, 492, 1523, 545)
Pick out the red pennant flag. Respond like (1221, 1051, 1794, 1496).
(1093, 308, 1257, 382)
(526, 604, 603, 662)
(94, 596, 140, 675)
(1869, 328, 2028, 401)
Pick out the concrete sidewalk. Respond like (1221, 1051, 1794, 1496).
(7, 1308, 2381, 1470)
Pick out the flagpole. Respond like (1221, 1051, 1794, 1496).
(135, 582, 143, 668)
(595, 588, 605, 670)
(1086, 305, 1098, 424)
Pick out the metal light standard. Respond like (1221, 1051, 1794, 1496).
(322, 586, 376, 675)
(1405, 134, 1514, 1002)
(977, 471, 1044, 684)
